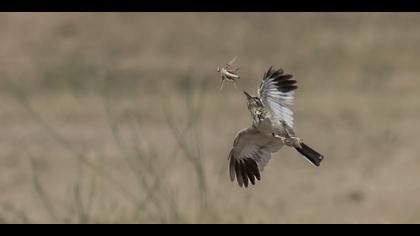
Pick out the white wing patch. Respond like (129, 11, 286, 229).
(258, 66, 297, 128)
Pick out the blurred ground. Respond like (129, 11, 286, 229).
(1, 13, 420, 223)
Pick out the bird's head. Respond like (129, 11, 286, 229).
(243, 91, 262, 110)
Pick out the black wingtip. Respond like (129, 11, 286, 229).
(229, 157, 261, 188)
(263, 66, 296, 93)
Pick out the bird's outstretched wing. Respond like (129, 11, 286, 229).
(228, 127, 283, 187)
(258, 66, 297, 128)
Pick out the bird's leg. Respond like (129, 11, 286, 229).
(220, 78, 225, 90)
(272, 133, 286, 142)
(284, 136, 303, 148)
(272, 132, 302, 148)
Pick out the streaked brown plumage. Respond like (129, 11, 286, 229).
(228, 66, 324, 188)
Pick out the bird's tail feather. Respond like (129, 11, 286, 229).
(295, 142, 324, 167)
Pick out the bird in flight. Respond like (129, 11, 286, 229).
(228, 66, 324, 188)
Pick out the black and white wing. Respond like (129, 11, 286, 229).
(258, 66, 297, 128)
(228, 127, 283, 188)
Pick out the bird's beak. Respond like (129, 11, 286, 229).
(243, 91, 252, 99)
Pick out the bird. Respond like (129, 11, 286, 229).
(228, 66, 324, 188)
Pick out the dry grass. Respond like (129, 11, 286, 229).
(1, 13, 420, 223)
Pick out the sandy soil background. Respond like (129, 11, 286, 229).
(0, 13, 420, 223)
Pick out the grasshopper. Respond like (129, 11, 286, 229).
(217, 56, 240, 90)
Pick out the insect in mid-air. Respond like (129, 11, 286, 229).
(217, 56, 240, 90)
